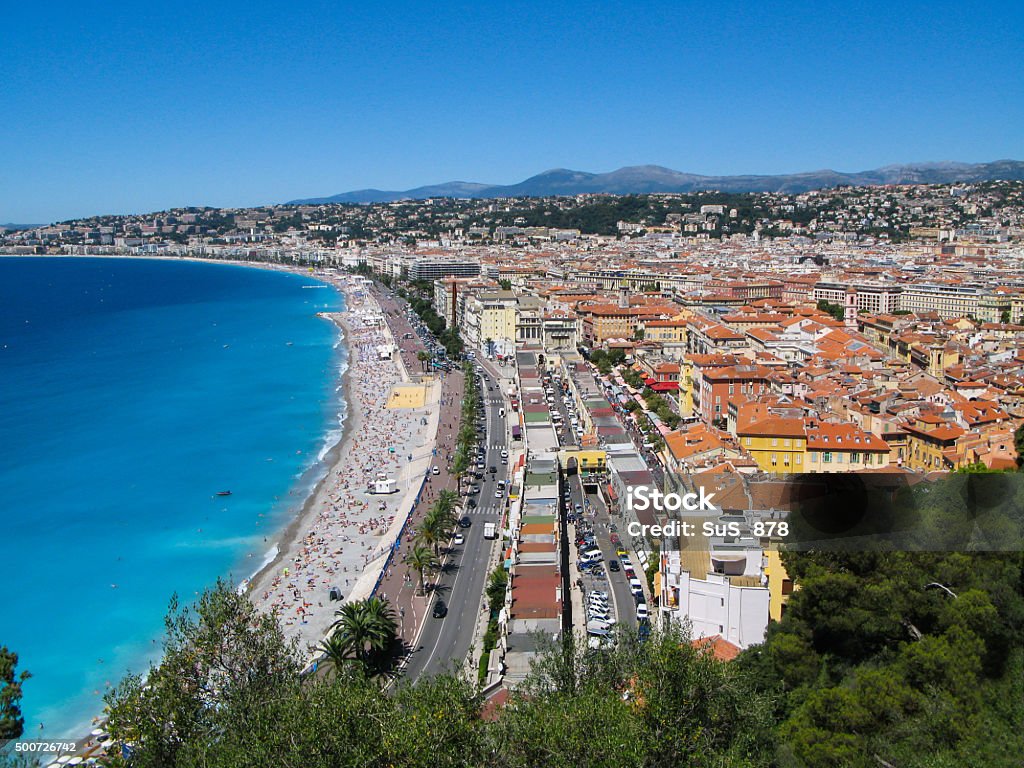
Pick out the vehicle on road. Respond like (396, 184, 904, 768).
(458, 516, 471, 528)
(431, 466, 440, 475)
(483, 522, 497, 539)
(453, 533, 464, 546)
(636, 603, 649, 621)
(500, 448, 508, 458)
(629, 578, 644, 597)
(608, 559, 620, 572)
(432, 600, 448, 618)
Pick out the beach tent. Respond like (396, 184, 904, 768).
(329, 586, 343, 601)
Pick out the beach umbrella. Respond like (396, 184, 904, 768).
(90, 729, 105, 737)
(68, 758, 84, 766)
(56, 757, 72, 765)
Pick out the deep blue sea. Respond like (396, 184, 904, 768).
(0, 257, 346, 739)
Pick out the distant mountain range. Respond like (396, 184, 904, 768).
(288, 160, 1024, 205)
(0, 223, 38, 231)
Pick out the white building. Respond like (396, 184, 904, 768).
(658, 541, 769, 649)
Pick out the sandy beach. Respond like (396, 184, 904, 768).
(246, 275, 441, 656)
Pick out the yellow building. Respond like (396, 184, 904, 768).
(737, 417, 807, 474)
(901, 417, 965, 471)
(643, 318, 688, 344)
(466, 291, 518, 353)
(804, 421, 891, 471)
(763, 549, 794, 622)
(557, 448, 607, 474)
(677, 358, 695, 417)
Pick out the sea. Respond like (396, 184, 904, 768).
(0, 256, 347, 739)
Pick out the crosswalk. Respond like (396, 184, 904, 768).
(463, 506, 503, 516)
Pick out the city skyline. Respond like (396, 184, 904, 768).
(3, 0, 1023, 222)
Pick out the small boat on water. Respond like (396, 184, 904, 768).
(215, 490, 232, 497)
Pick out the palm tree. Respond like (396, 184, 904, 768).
(321, 596, 398, 675)
(317, 629, 352, 679)
(417, 508, 450, 557)
(416, 350, 430, 371)
(404, 544, 438, 596)
(436, 489, 460, 515)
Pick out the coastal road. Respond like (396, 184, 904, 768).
(402, 364, 508, 681)
(366, 284, 468, 658)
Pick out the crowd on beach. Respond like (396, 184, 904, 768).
(252, 286, 426, 646)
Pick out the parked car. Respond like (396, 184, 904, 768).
(459, 515, 471, 528)
(636, 603, 649, 621)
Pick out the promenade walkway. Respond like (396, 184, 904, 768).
(369, 285, 465, 657)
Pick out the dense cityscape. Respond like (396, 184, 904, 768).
(3, 178, 1024, 768)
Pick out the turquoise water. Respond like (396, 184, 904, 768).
(0, 257, 346, 738)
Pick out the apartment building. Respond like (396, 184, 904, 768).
(813, 280, 903, 315)
(463, 291, 518, 354)
(694, 364, 773, 425)
(899, 283, 986, 318)
(408, 257, 481, 281)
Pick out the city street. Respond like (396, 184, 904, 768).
(401, 364, 507, 681)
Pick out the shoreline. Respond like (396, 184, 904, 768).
(18, 258, 426, 758)
(16, 258, 363, 761)
(238, 309, 360, 600)
(242, 275, 438, 658)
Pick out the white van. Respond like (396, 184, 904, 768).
(483, 522, 497, 540)
(582, 548, 603, 561)
(629, 578, 644, 596)
(498, 407, 505, 417)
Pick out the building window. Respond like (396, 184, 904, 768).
(851, 452, 860, 463)
(745, 437, 752, 446)
(796, 454, 802, 464)
(810, 452, 817, 463)
(824, 452, 832, 463)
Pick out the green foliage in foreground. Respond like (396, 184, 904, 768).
(737, 550, 1024, 767)
(0, 647, 30, 740)
(98, 581, 775, 768)
(43, 550, 1024, 768)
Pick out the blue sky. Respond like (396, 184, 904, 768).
(2, 0, 1022, 223)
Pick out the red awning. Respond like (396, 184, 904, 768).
(605, 483, 618, 500)
(650, 381, 679, 392)
(644, 376, 657, 385)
